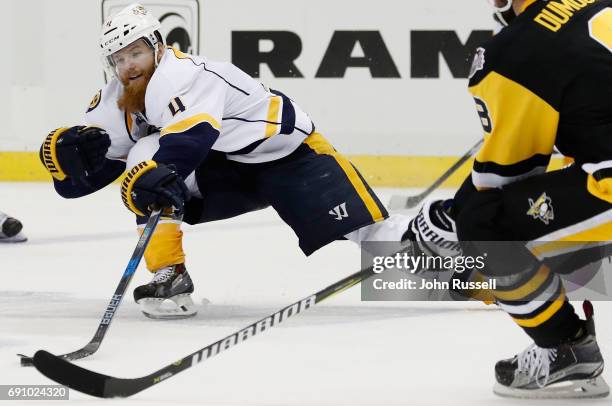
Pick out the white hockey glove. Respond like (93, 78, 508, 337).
(403, 200, 496, 303)
(402, 199, 461, 259)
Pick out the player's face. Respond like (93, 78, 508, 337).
(111, 39, 155, 85)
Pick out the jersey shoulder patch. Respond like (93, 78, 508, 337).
(468, 47, 486, 80)
(86, 89, 102, 113)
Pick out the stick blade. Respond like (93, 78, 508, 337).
(33, 350, 110, 398)
(33, 350, 148, 398)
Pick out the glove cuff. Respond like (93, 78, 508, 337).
(40, 127, 70, 180)
(121, 160, 158, 216)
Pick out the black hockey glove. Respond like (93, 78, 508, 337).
(121, 161, 190, 216)
(40, 126, 110, 180)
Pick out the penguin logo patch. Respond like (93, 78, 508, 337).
(468, 47, 485, 79)
(527, 192, 555, 225)
(87, 90, 102, 113)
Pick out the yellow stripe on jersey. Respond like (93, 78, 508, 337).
(531, 222, 612, 260)
(589, 8, 612, 51)
(304, 133, 385, 223)
(512, 288, 566, 328)
(265, 96, 282, 138)
(587, 174, 612, 204)
(519, 0, 538, 13)
(470, 71, 559, 184)
(161, 114, 221, 137)
(125, 111, 133, 134)
(168, 46, 193, 60)
(527, 208, 612, 258)
(493, 265, 550, 301)
(559, 212, 612, 241)
(530, 240, 610, 260)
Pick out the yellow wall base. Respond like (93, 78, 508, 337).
(0, 152, 48, 182)
(350, 155, 568, 187)
(0, 151, 568, 187)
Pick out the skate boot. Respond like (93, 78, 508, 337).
(133, 263, 197, 319)
(493, 301, 609, 398)
(0, 213, 27, 243)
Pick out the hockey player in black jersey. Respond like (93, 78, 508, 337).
(445, 0, 612, 398)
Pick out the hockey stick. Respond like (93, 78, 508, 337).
(31, 259, 379, 398)
(388, 139, 483, 211)
(18, 208, 163, 367)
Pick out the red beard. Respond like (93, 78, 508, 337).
(116, 64, 155, 114)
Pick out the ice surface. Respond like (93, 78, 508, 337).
(0, 183, 610, 405)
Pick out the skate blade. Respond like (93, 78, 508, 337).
(493, 376, 610, 399)
(138, 294, 198, 320)
(0, 233, 27, 243)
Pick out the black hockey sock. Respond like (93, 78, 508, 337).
(522, 300, 583, 348)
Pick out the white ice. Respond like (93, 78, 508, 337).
(0, 183, 610, 405)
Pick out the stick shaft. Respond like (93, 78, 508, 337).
(389, 139, 483, 210)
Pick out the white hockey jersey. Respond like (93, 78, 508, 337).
(84, 47, 314, 167)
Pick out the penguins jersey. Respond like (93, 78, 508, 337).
(84, 46, 315, 179)
(468, 0, 612, 201)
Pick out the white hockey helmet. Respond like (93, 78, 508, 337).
(100, 4, 164, 78)
(488, 0, 516, 26)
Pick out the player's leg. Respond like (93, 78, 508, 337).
(251, 132, 394, 255)
(130, 143, 273, 318)
(126, 134, 198, 319)
(182, 150, 270, 225)
(456, 165, 611, 398)
(247, 130, 461, 268)
(0, 211, 27, 243)
(253, 131, 473, 263)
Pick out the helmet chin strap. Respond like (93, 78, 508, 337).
(149, 33, 164, 69)
(154, 46, 161, 68)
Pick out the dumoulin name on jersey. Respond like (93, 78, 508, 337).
(84, 47, 314, 178)
(467, 0, 612, 202)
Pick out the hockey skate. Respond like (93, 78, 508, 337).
(133, 264, 197, 319)
(0, 213, 27, 243)
(493, 301, 609, 399)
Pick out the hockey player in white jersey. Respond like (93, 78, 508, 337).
(0, 211, 26, 243)
(39, 4, 453, 319)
